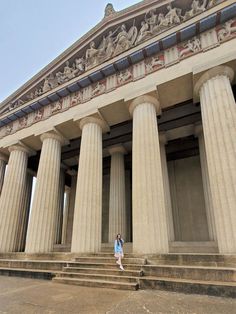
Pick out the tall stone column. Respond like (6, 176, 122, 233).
(61, 186, 70, 245)
(194, 66, 236, 253)
(194, 124, 217, 241)
(108, 145, 127, 243)
(71, 117, 106, 253)
(25, 132, 64, 253)
(159, 133, 175, 241)
(0, 145, 31, 252)
(16, 171, 34, 252)
(65, 170, 77, 244)
(55, 167, 65, 244)
(0, 153, 8, 195)
(129, 95, 169, 254)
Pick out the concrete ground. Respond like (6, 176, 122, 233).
(0, 276, 235, 314)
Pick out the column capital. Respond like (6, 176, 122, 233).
(8, 144, 32, 155)
(129, 95, 161, 116)
(159, 132, 167, 145)
(108, 144, 127, 155)
(40, 132, 64, 144)
(0, 152, 8, 162)
(194, 66, 234, 97)
(194, 123, 203, 137)
(79, 116, 108, 133)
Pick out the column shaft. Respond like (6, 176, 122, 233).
(195, 66, 236, 253)
(71, 118, 103, 253)
(196, 126, 217, 241)
(55, 169, 65, 244)
(0, 146, 30, 252)
(130, 96, 169, 254)
(25, 133, 63, 253)
(65, 173, 77, 244)
(16, 172, 33, 252)
(108, 147, 126, 242)
(159, 136, 175, 241)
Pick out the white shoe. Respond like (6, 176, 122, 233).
(120, 265, 124, 271)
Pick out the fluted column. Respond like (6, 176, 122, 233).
(0, 145, 31, 252)
(55, 167, 65, 244)
(25, 132, 64, 253)
(16, 171, 34, 252)
(61, 186, 70, 245)
(0, 153, 8, 195)
(194, 124, 217, 241)
(108, 145, 127, 243)
(129, 95, 169, 254)
(71, 117, 105, 253)
(194, 66, 236, 253)
(159, 133, 175, 241)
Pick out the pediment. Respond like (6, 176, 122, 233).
(0, 0, 229, 114)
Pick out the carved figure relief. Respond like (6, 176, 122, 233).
(146, 55, 164, 72)
(73, 58, 85, 75)
(5, 124, 13, 135)
(113, 24, 138, 56)
(19, 116, 28, 128)
(63, 61, 76, 81)
(92, 82, 106, 97)
(136, 21, 152, 44)
(165, 4, 182, 25)
(70, 92, 82, 106)
(85, 41, 101, 70)
(34, 108, 44, 121)
(179, 36, 201, 57)
(51, 99, 63, 114)
(184, 0, 207, 20)
(218, 19, 236, 42)
(117, 69, 133, 85)
(42, 77, 52, 93)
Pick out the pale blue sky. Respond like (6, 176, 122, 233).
(0, 0, 140, 102)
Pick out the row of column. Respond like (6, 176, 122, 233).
(0, 65, 235, 254)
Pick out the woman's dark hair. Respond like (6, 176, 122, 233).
(116, 234, 123, 247)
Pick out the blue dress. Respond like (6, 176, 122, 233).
(114, 239, 124, 258)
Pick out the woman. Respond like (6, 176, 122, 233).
(114, 234, 124, 271)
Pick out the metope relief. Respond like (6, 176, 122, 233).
(178, 36, 202, 58)
(217, 19, 236, 42)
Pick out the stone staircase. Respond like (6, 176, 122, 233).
(139, 254, 236, 298)
(0, 253, 235, 297)
(52, 253, 146, 290)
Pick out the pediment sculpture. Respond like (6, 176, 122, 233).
(5, 0, 221, 112)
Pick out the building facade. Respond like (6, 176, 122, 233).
(0, 0, 235, 256)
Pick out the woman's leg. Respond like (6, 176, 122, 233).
(119, 257, 124, 270)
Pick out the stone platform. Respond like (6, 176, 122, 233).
(0, 253, 235, 298)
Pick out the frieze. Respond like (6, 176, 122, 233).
(4, 0, 225, 113)
(217, 19, 236, 41)
(0, 17, 235, 140)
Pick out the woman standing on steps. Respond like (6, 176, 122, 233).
(114, 234, 125, 271)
